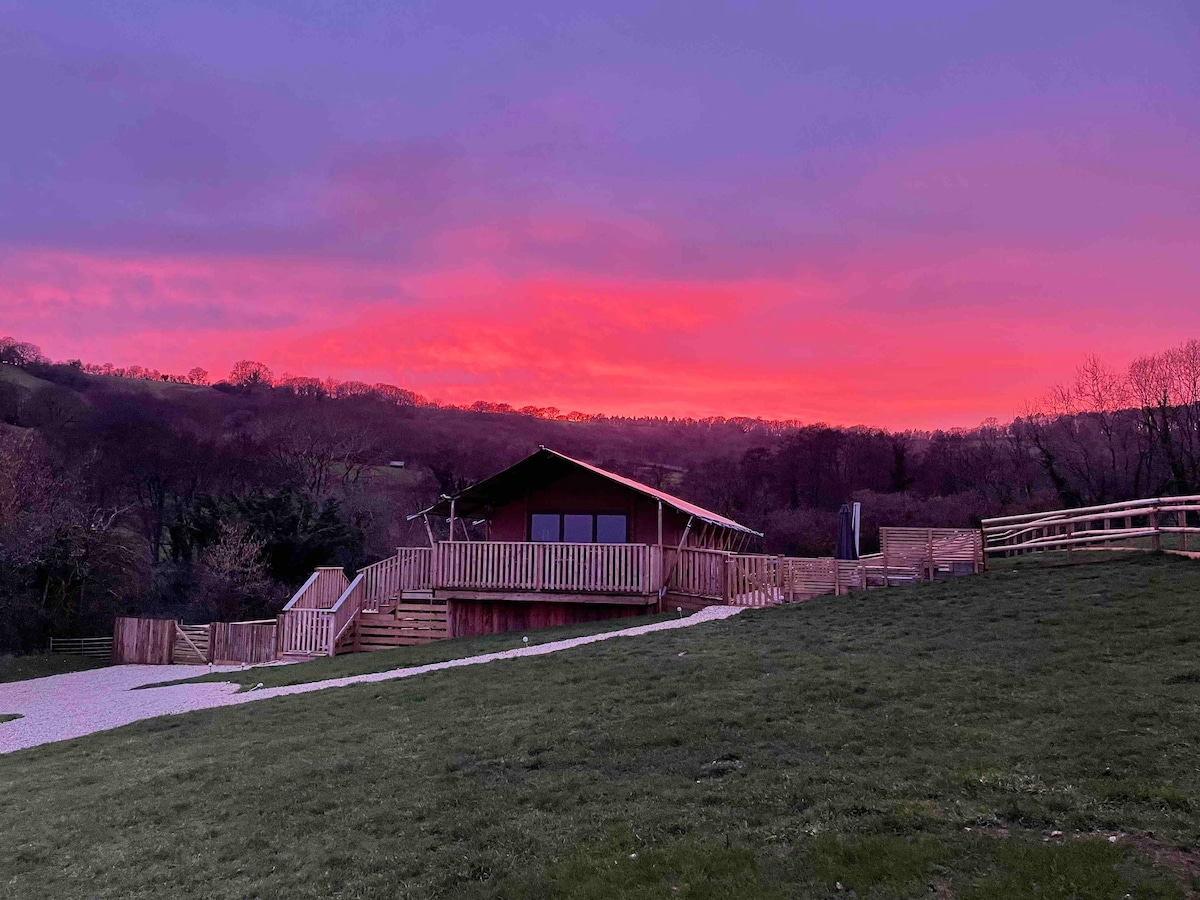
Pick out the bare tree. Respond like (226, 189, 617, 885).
(228, 360, 274, 387)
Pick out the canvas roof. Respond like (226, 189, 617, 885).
(411, 446, 762, 537)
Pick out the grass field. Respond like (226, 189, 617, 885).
(0, 653, 108, 684)
(2, 553, 1199, 898)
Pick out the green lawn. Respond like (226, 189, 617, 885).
(2, 553, 1199, 898)
(0, 653, 108, 684)
(148, 612, 677, 691)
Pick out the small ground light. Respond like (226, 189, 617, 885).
(677, 606, 683, 619)
(522, 636, 529, 648)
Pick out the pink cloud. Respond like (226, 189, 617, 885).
(4, 233, 1197, 431)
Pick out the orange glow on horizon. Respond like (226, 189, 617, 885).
(5, 247, 1198, 431)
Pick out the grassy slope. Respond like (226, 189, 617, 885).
(2, 554, 1199, 899)
(0, 653, 108, 684)
(149, 613, 677, 691)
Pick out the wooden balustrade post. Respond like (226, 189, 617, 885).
(1151, 508, 1161, 552)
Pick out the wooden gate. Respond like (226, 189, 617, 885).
(726, 555, 782, 606)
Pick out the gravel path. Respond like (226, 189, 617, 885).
(0, 605, 743, 755)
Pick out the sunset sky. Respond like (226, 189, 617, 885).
(3, 1, 1198, 429)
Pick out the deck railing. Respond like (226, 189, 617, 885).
(279, 608, 333, 656)
(314, 525, 986, 621)
(437, 541, 652, 594)
(982, 495, 1200, 556)
(663, 547, 728, 600)
(327, 574, 365, 652)
(283, 567, 348, 611)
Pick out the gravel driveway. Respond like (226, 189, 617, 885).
(0, 605, 743, 754)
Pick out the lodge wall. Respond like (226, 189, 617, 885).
(447, 598, 646, 638)
(486, 468, 692, 545)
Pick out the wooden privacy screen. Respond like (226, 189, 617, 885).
(112, 617, 176, 665)
(210, 620, 279, 665)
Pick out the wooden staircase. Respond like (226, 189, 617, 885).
(278, 556, 450, 658)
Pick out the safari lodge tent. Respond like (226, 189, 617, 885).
(410, 447, 762, 635)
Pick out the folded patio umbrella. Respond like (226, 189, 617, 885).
(835, 503, 858, 560)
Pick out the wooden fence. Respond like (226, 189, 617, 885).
(657, 529, 982, 607)
(982, 494, 1200, 557)
(210, 620, 279, 665)
(112, 617, 177, 665)
(879, 527, 985, 580)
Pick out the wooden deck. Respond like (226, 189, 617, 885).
(272, 530, 984, 658)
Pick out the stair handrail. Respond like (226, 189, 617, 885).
(326, 573, 366, 655)
(282, 570, 321, 612)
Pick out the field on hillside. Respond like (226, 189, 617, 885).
(0, 653, 108, 684)
(2, 553, 1199, 898)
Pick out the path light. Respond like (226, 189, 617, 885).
(522, 636, 529, 649)
(677, 606, 683, 620)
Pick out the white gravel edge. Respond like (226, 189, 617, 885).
(0, 605, 744, 755)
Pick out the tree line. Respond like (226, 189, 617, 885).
(1, 335, 1198, 651)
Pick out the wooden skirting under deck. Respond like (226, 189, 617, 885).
(446, 597, 652, 638)
(434, 589, 657, 606)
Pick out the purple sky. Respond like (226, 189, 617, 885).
(3, 1, 1199, 426)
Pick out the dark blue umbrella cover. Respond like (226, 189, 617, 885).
(835, 503, 857, 560)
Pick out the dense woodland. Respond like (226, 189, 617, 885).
(2, 334, 1199, 651)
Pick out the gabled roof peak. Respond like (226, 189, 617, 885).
(412, 446, 762, 537)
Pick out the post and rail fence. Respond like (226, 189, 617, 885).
(981, 495, 1200, 557)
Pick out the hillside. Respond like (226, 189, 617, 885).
(1, 553, 1198, 898)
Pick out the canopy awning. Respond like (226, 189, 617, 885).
(410, 446, 762, 537)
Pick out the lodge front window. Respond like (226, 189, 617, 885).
(527, 512, 629, 543)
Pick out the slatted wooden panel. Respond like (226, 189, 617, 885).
(880, 528, 983, 577)
(437, 542, 650, 594)
(397, 548, 434, 591)
(283, 567, 348, 611)
(211, 620, 279, 664)
(172, 624, 210, 665)
(279, 608, 332, 656)
(781, 557, 837, 600)
(112, 617, 176, 665)
(447, 598, 644, 637)
(666, 547, 728, 600)
(358, 556, 399, 612)
(837, 560, 868, 592)
(356, 602, 449, 650)
(726, 555, 782, 606)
